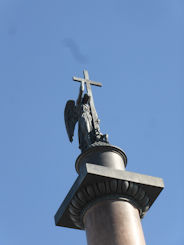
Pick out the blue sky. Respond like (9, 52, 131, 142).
(0, 0, 183, 244)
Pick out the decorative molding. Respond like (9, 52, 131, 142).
(69, 179, 150, 229)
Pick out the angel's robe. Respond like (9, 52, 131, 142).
(78, 103, 93, 150)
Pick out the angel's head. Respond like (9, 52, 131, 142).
(82, 94, 90, 104)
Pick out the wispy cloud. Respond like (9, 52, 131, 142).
(63, 38, 89, 64)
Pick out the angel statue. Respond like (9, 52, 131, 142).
(64, 70, 108, 152)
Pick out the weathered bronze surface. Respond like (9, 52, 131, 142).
(84, 200, 146, 245)
(64, 70, 108, 152)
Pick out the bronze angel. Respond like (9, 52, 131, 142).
(64, 71, 108, 152)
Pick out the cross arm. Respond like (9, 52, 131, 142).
(73, 77, 102, 87)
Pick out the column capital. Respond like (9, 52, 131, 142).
(69, 179, 150, 229)
(54, 163, 164, 230)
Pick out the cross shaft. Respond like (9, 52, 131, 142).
(72, 70, 101, 133)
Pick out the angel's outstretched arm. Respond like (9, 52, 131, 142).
(76, 81, 84, 105)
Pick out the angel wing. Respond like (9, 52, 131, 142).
(64, 100, 78, 142)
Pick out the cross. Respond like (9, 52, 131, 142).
(73, 70, 102, 91)
(73, 70, 102, 132)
